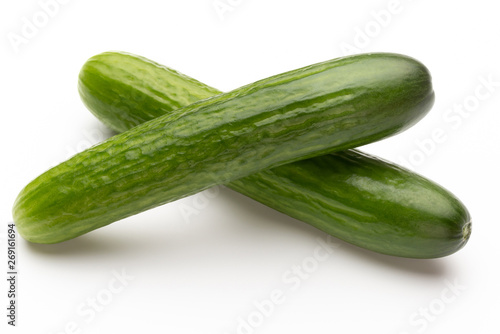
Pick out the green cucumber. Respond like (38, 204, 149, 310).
(76, 52, 470, 258)
(14, 52, 435, 245)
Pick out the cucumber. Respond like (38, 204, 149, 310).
(13, 52, 435, 245)
(75, 51, 470, 258)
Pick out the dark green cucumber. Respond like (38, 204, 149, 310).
(77, 52, 470, 258)
(76, 51, 469, 257)
(14, 52, 434, 245)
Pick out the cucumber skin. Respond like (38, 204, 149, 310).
(76, 52, 470, 258)
(79, 51, 221, 133)
(14, 52, 435, 245)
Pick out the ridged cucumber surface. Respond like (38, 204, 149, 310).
(77, 51, 471, 258)
(14, 52, 435, 245)
(79, 51, 221, 133)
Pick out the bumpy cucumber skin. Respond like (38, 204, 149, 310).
(77, 52, 470, 258)
(14, 52, 434, 244)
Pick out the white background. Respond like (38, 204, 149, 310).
(1, 1, 499, 333)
